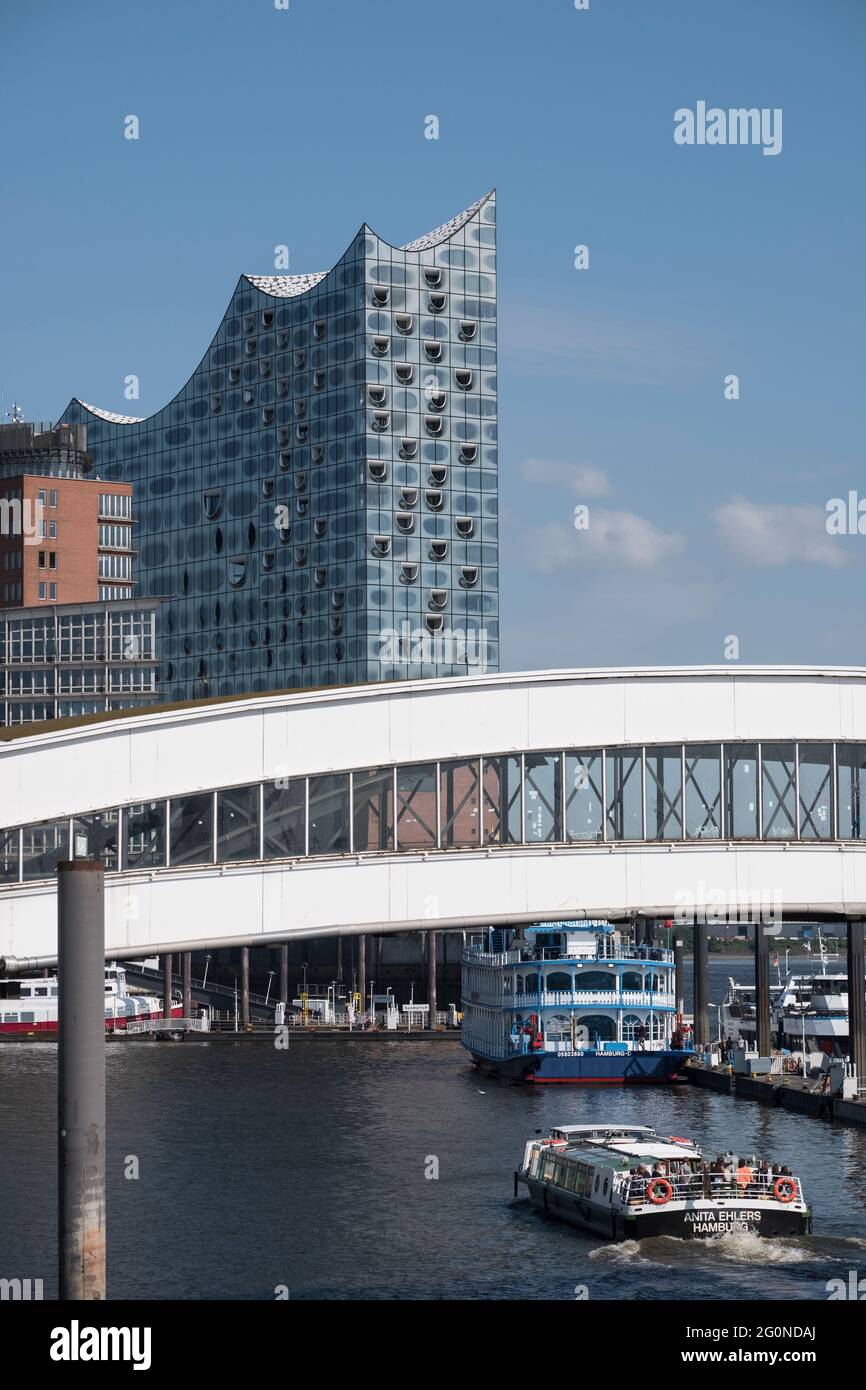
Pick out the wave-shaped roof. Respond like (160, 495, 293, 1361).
(68, 192, 493, 423)
(242, 191, 493, 300)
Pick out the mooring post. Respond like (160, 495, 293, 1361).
(182, 951, 192, 1025)
(674, 937, 686, 1018)
(241, 946, 250, 1028)
(427, 929, 438, 1029)
(279, 943, 289, 1006)
(693, 922, 708, 1051)
(58, 859, 106, 1301)
(847, 917, 866, 1085)
(358, 934, 367, 1020)
(754, 920, 771, 1057)
(163, 952, 173, 1025)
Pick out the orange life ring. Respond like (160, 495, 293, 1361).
(647, 1177, 673, 1205)
(773, 1176, 796, 1203)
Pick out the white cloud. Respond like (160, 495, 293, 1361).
(713, 499, 850, 568)
(525, 512, 687, 573)
(519, 457, 611, 498)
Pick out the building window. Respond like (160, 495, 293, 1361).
(644, 745, 683, 840)
(396, 764, 437, 849)
(308, 774, 350, 855)
(38, 551, 46, 569)
(49, 583, 57, 600)
(49, 521, 57, 538)
(725, 745, 758, 839)
(38, 582, 46, 600)
(217, 785, 259, 862)
(565, 752, 603, 842)
(49, 552, 57, 570)
(263, 780, 305, 858)
(169, 794, 214, 867)
(49, 490, 57, 507)
(352, 768, 394, 851)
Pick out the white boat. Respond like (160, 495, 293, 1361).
(515, 1123, 811, 1240)
(0, 964, 182, 1036)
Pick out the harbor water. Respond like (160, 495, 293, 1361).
(2, 957, 865, 1301)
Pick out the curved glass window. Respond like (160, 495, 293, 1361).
(263, 780, 305, 858)
(837, 744, 866, 839)
(606, 748, 643, 840)
(169, 794, 213, 866)
(761, 742, 796, 840)
(523, 753, 561, 843)
(799, 742, 832, 839)
(440, 759, 480, 848)
(565, 752, 602, 842)
(645, 746, 682, 840)
(482, 755, 521, 845)
(217, 785, 259, 862)
(308, 774, 349, 855)
(396, 763, 437, 849)
(352, 767, 394, 852)
(124, 802, 166, 870)
(685, 744, 721, 839)
(725, 745, 758, 839)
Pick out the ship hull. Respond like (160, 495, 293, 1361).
(520, 1176, 811, 1240)
(0, 1003, 184, 1037)
(471, 1048, 688, 1084)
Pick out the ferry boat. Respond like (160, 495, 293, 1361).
(0, 964, 182, 1036)
(461, 921, 689, 1083)
(515, 1124, 812, 1240)
(721, 935, 856, 1057)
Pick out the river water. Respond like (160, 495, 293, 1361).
(2, 957, 864, 1301)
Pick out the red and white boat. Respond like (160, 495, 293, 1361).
(0, 964, 182, 1035)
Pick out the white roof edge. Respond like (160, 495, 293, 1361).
(4, 664, 866, 754)
(76, 400, 144, 424)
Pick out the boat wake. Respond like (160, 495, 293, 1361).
(589, 1231, 814, 1267)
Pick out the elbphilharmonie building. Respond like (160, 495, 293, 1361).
(59, 191, 499, 702)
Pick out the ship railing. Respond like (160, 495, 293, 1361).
(508, 990, 676, 1009)
(126, 1016, 210, 1035)
(624, 1173, 803, 1204)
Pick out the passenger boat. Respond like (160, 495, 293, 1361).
(0, 964, 182, 1035)
(462, 921, 689, 1083)
(515, 1124, 812, 1240)
(721, 933, 856, 1057)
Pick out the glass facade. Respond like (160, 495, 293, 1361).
(6, 741, 866, 884)
(58, 194, 499, 701)
(0, 601, 159, 726)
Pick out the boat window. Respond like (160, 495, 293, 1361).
(621, 972, 642, 991)
(545, 971, 571, 991)
(594, 1174, 601, 1193)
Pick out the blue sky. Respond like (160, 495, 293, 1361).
(1, 0, 864, 670)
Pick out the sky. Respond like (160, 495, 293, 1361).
(1, 0, 864, 672)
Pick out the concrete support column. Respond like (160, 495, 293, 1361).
(357, 935, 367, 1018)
(58, 860, 106, 1301)
(182, 951, 192, 1024)
(847, 918, 866, 1083)
(693, 923, 708, 1051)
(163, 952, 173, 1023)
(427, 929, 438, 1029)
(754, 921, 771, 1056)
(241, 946, 250, 1028)
(279, 943, 289, 1005)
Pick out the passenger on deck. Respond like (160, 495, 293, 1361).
(736, 1160, 753, 1190)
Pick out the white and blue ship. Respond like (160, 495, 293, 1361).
(461, 921, 690, 1084)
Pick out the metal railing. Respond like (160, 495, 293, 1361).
(624, 1172, 802, 1204)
